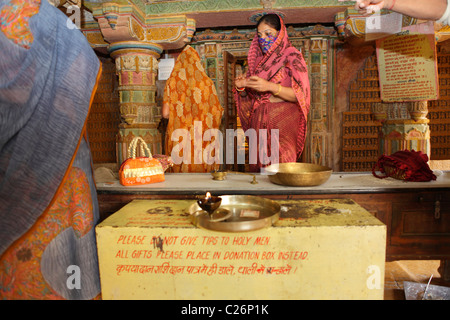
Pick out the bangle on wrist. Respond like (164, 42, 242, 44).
(235, 86, 245, 92)
(388, 0, 396, 10)
(273, 84, 282, 96)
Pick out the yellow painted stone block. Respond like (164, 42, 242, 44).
(96, 198, 386, 300)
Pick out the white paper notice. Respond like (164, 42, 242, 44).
(158, 58, 175, 80)
(365, 12, 403, 41)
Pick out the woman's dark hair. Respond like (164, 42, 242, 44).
(256, 14, 281, 31)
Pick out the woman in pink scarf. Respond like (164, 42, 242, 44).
(234, 14, 310, 172)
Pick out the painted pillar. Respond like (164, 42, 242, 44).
(87, 2, 196, 167)
(372, 101, 431, 156)
(108, 42, 164, 164)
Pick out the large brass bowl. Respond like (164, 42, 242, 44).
(265, 162, 332, 187)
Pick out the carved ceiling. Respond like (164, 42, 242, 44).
(70, 0, 450, 53)
(83, 0, 354, 28)
(76, 0, 356, 53)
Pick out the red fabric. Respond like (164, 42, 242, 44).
(372, 150, 436, 182)
(234, 15, 310, 172)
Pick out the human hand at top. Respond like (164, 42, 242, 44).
(355, 0, 387, 14)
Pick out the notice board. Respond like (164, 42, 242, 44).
(376, 22, 439, 102)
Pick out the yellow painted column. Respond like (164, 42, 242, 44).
(372, 102, 431, 156)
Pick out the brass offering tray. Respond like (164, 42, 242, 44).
(264, 162, 332, 187)
(188, 195, 280, 232)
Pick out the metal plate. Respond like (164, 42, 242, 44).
(188, 195, 280, 232)
(190, 207, 232, 222)
(404, 281, 450, 300)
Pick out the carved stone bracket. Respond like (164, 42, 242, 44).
(146, 16, 196, 50)
(92, 2, 144, 43)
(88, 2, 196, 51)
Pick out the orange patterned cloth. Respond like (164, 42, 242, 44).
(0, 0, 41, 49)
(0, 167, 97, 300)
(163, 45, 223, 173)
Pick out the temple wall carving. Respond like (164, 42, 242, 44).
(87, 57, 121, 163)
(429, 42, 450, 160)
(343, 54, 382, 172)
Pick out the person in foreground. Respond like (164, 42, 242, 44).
(355, 0, 450, 25)
(0, 0, 102, 299)
(234, 13, 310, 172)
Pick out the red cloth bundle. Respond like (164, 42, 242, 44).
(372, 150, 436, 182)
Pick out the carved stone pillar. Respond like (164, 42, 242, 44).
(372, 102, 431, 156)
(109, 42, 163, 164)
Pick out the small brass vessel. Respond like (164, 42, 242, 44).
(211, 170, 257, 184)
(211, 170, 227, 181)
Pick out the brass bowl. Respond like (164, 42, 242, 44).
(264, 163, 332, 187)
